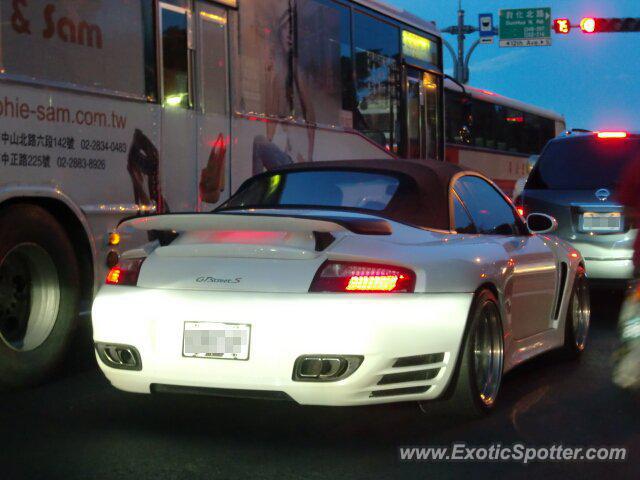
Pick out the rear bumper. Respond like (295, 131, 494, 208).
(92, 287, 473, 406)
(583, 257, 634, 281)
(570, 241, 634, 280)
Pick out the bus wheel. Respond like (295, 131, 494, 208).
(0, 204, 80, 389)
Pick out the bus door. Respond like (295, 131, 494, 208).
(405, 67, 425, 159)
(158, 0, 232, 212)
(404, 66, 442, 161)
(158, 1, 198, 212)
(194, 1, 232, 209)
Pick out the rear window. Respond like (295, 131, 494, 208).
(220, 170, 404, 212)
(527, 136, 640, 190)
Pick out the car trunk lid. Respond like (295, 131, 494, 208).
(119, 212, 392, 292)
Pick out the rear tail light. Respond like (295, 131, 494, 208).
(597, 131, 628, 139)
(309, 261, 416, 293)
(105, 257, 146, 286)
(516, 206, 526, 217)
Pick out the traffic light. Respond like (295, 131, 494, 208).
(580, 17, 640, 33)
(580, 17, 596, 33)
(553, 18, 571, 34)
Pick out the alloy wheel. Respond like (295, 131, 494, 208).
(472, 302, 504, 407)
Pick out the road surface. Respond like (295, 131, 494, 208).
(1, 290, 637, 479)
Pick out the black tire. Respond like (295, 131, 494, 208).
(562, 265, 590, 359)
(0, 204, 80, 389)
(447, 289, 504, 417)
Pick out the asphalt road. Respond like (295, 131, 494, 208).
(1, 290, 638, 480)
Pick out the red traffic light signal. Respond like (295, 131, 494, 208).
(553, 18, 571, 34)
(580, 17, 597, 33)
(580, 17, 640, 33)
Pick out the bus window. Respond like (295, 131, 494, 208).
(142, 1, 158, 101)
(296, 0, 352, 127)
(531, 115, 557, 152)
(471, 100, 495, 150)
(198, 6, 228, 114)
(163, 0, 189, 6)
(541, 117, 557, 149)
(494, 105, 524, 153)
(160, 4, 191, 108)
(354, 12, 400, 153)
(236, 1, 292, 118)
(446, 92, 462, 144)
(521, 112, 540, 153)
(423, 72, 440, 160)
(445, 91, 471, 145)
(504, 107, 525, 153)
(469, 98, 557, 155)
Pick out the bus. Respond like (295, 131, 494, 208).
(444, 79, 566, 196)
(0, 0, 445, 387)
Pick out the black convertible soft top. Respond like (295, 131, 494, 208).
(224, 159, 468, 231)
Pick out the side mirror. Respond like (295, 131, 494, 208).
(526, 213, 558, 234)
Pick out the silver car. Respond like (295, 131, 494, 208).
(521, 130, 640, 285)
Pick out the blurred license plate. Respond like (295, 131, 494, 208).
(581, 212, 622, 232)
(183, 322, 250, 360)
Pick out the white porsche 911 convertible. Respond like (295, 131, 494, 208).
(92, 160, 590, 416)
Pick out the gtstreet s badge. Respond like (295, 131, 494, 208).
(196, 276, 242, 284)
(595, 188, 611, 202)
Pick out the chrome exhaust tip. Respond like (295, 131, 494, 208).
(292, 355, 363, 382)
(95, 343, 142, 371)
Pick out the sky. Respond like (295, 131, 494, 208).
(387, 0, 640, 130)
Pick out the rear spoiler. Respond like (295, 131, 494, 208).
(118, 212, 392, 236)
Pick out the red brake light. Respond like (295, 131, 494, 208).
(597, 131, 628, 139)
(105, 258, 145, 286)
(580, 17, 596, 33)
(516, 206, 526, 217)
(309, 261, 416, 293)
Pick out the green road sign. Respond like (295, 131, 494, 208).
(499, 8, 552, 47)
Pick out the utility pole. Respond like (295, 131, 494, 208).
(456, 1, 466, 82)
(441, 0, 483, 84)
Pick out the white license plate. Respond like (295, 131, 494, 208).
(581, 212, 622, 232)
(183, 322, 251, 360)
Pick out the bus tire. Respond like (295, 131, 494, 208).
(0, 204, 80, 389)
